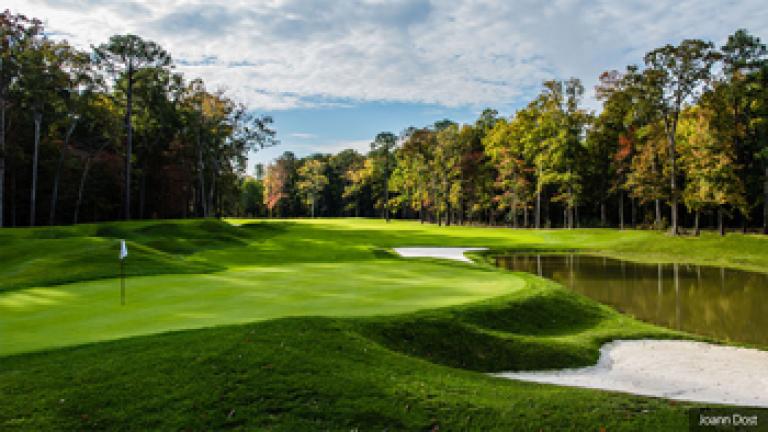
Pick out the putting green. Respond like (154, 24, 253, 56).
(0, 259, 523, 356)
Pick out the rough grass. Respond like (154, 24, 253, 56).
(1, 218, 764, 430)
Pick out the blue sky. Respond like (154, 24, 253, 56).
(8, 0, 768, 172)
(257, 101, 485, 168)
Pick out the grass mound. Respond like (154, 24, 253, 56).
(361, 315, 596, 371)
(0, 220, 257, 292)
(0, 237, 218, 293)
(359, 275, 679, 372)
(458, 289, 605, 336)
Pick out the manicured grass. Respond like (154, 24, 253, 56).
(1, 277, 690, 431)
(1, 218, 765, 430)
(1, 260, 523, 356)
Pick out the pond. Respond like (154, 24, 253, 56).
(495, 253, 768, 346)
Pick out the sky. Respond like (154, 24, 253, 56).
(7, 0, 768, 171)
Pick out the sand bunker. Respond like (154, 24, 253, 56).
(496, 340, 768, 407)
(395, 248, 768, 407)
(392, 247, 487, 263)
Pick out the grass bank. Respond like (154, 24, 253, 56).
(2, 276, 691, 431)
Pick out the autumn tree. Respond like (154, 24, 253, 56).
(297, 158, 329, 218)
(642, 39, 719, 234)
(343, 157, 373, 217)
(392, 127, 436, 222)
(678, 106, 745, 235)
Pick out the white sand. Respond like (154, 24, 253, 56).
(393, 247, 488, 263)
(495, 340, 768, 407)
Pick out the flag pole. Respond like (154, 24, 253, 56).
(120, 239, 127, 306)
(121, 257, 125, 305)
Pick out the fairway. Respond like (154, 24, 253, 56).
(3, 219, 768, 430)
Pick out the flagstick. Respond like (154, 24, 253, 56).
(120, 258, 125, 306)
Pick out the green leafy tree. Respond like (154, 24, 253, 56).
(0, 11, 42, 227)
(370, 132, 397, 221)
(48, 43, 94, 225)
(240, 177, 264, 217)
(93, 34, 171, 220)
(720, 29, 767, 231)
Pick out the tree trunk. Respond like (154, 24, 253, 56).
(567, 178, 574, 229)
(511, 192, 518, 228)
(694, 211, 700, 236)
(384, 150, 390, 223)
(764, 164, 768, 235)
(74, 158, 93, 225)
(600, 201, 606, 227)
(30, 112, 42, 226)
(575, 205, 579, 228)
(618, 191, 624, 230)
(139, 159, 147, 219)
(197, 137, 206, 217)
(523, 204, 528, 228)
(665, 124, 678, 235)
(311, 194, 315, 218)
(655, 199, 661, 229)
(208, 168, 216, 217)
(535, 187, 541, 229)
(124, 63, 134, 220)
(718, 207, 725, 237)
(563, 206, 567, 229)
(50, 120, 77, 225)
(419, 202, 424, 224)
(631, 198, 637, 228)
(10, 170, 16, 226)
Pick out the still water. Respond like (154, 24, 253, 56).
(495, 254, 768, 346)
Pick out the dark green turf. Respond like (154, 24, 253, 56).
(2, 218, 762, 430)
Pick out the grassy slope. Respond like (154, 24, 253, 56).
(2, 218, 765, 430)
(0, 220, 252, 292)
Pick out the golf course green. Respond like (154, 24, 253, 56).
(2, 219, 767, 430)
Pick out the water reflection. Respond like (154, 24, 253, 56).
(495, 254, 768, 346)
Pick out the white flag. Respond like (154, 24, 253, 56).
(120, 239, 128, 260)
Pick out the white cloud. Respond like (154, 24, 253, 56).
(310, 139, 371, 155)
(9, 0, 768, 110)
(290, 132, 316, 139)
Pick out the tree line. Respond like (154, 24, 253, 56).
(250, 29, 768, 235)
(0, 10, 277, 227)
